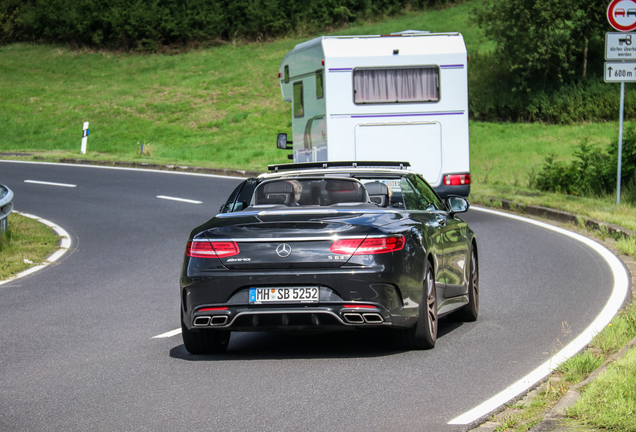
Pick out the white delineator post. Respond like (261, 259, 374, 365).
(81, 122, 89, 154)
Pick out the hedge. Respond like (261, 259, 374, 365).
(0, 0, 440, 50)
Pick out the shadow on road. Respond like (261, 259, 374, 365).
(169, 317, 464, 361)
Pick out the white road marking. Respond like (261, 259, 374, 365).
(152, 328, 182, 339)
(157, 195, 202, 204)
(24, 180, 76, 188)
(448, 206, 629, 426)
(0, 212, 72, 286)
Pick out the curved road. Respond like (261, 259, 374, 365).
(0, 161, 622, 431)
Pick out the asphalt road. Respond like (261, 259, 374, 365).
(0, 161, 618, 431)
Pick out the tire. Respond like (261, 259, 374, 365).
(401, 261, 437, 350)
(455, 244, 479, 322)
(181, 312, 231, 355)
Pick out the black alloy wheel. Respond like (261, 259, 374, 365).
(401, 261, 437, 350)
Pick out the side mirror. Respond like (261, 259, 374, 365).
(277, 133, 292, 150)
(446, 196, 469, 214)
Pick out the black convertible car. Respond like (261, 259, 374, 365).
(180, 162, 478, 354)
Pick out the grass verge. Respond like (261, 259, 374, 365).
(0, 213, 59, 280)
(484, 303, 636, 432)
(568, 345, 636, 431)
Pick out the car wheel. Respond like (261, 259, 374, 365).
(181, 312, 231, 355)
(454, 245, 479, 322)
(401, 261, 437, 350)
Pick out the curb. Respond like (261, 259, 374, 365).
(487, 197, 636, 240)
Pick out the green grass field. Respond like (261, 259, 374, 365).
(0, 0, 490, 172)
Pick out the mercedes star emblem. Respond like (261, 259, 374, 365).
(276, 243, 292, 258)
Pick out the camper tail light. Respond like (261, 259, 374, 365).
(443, 174, 471, 186)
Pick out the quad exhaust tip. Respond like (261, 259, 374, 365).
(343, 312, 384, 324)
(363, 313, 383, 324)
(193, 315, 228, 327)
(193, 316, 211, 327)
(343, 313, 365, 324)
(211, 315, 228, 326)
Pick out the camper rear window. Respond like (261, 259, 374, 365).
(353, 67, 439, 104)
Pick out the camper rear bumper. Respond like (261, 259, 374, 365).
(434, 184, 470, 198)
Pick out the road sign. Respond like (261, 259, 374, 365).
(605, 62, 636, 81)
(606, 32, 636, 59)
(608, 0, 636, 31)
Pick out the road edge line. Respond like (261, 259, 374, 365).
(448, 206, 630, 426)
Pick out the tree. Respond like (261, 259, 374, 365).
(475, 0, 607, 92)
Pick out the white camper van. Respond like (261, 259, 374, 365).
(277, 30, 470, 197)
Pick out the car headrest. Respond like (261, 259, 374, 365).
(365, 182, 390, 207)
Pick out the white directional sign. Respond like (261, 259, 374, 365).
(606, 32, 636, 59)
(605, 61, 636, 82)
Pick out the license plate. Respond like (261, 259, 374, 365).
(249, 287, 319, 304)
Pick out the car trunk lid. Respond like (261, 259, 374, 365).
(203, 210, 398, 270)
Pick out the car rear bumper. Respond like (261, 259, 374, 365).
(186, 303, 403, 332)
(433, 183, 470, 198)
(181, 268, 422, 331)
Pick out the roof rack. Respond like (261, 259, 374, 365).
(268, 161, 411, 172)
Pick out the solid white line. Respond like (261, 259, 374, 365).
(24, 180, 76, 188)
(0, 211, 72, 286)
(1, 159, 247, 180)
(448, 206, 629, 425)
(152, 328, 182, 339)
(157, 195, 202, 204)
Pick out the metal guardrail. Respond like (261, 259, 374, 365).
(0, 184, 14, 233)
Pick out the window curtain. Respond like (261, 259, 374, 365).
(354, 68, 439, 103)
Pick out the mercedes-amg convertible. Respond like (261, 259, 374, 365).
(180, 162, 478, 354)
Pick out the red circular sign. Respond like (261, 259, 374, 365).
(608, 0, 636, 31)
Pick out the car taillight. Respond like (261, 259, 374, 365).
(443, 174, 471, 186)
(330, 235, 405, 255)
(186, 241, 240, 258)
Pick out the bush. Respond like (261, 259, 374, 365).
(531, 128, 636, 201)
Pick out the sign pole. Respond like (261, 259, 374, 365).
(606, 0, 636, 204)
(617, 81, 625, 205)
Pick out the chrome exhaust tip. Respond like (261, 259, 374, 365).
(193, 316, 211, 327)
(343, 313, 364, 324)
(363, 313, 383, 324)
(210, 315, 228, 326)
